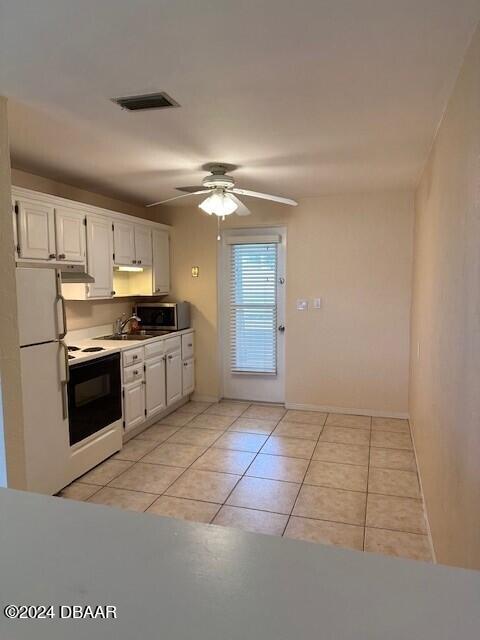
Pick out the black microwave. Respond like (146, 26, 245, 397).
(134, 302, 191, 331)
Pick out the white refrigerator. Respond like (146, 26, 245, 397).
(16, 267, 70, 495)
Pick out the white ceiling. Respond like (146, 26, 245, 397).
(1, 0, 479, 205)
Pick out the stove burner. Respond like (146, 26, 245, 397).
(67, 346, 80, 352)
(81, 347, 106, 353)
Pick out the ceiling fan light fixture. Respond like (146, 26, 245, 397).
(198, 190, 237, 217)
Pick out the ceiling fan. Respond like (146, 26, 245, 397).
(146, 164, 298, 217)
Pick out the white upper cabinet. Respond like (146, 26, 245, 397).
(16, 198, 86, 264)
(135, 226, 152, 266)
(16, 199, 56, 260)
(113, 221, 136, 266)
(55, 207, 86, 263)
(152, 229, 170, 294)
(86, 215, 114, 298)
(113, 221, 152, 268)
(14, 187, 170, 299)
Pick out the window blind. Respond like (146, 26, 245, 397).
(230, 243, 277, 374)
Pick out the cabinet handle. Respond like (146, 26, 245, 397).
(138, 260, 142, 265)
(133, 370, 139, 375)
(168, 355, 173, 360)
(111, 290, 116, 296)
(132, 260, 137, 264)
(183, 362, 188, 367)
(49, 253, 56, 259)
(58, 253, 66, 260)
(132, 355, 138, 360)
(187, 343, 192, 348)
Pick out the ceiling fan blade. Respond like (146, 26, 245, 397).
(146, 190, 210, 207)
(227, 193, 251, 216)
(229, 188, 297, 206)
(176, 185, 205, 193)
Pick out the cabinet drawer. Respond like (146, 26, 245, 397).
(182, 333, 194, 360)
(164, 336, 181, 354)
(145, 340, 165, 360)
(123, 363, 145, 385)
(122, 347, 144, 367)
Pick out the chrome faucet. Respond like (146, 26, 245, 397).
(114, 313, 140, 335)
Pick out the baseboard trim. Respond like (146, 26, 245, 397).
(409, 416, 437, 564)
(285, 402, 409, 419)
(191, 394, 220, 403)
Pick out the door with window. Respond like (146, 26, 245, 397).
(221, 228, 286, 402)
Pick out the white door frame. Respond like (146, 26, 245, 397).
(218, 226, 287, 403)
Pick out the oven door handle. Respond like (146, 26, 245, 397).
(60, 340, 70, 420)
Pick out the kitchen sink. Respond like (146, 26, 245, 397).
(95, 334, 156, 341)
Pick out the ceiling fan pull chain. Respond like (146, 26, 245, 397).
(217, 216, 221, 241)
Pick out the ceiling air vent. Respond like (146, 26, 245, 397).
(112, 92, 180, 111)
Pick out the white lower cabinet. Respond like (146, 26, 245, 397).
(121, 332, 194, 433)
(123, 381, 146, 431)
(166, 350, 182, 406)
(182, 358, 195, 396)
(145, 355, 166, 417)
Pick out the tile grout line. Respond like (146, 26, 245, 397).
(209, 407, 287, 524)
(362, 416, 373, 551)
(73, 406, 431, 554)
(281, 412, 328, 537)
(113, 458, 424, 501)
(113, 402, 237, 512)
(146, 401, 255, 517)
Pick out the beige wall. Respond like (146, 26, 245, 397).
(158, 191, 414, 413)
(0, 99, 27, 489)
(409, 25, 480, 569)
(11, 168, 153, 331)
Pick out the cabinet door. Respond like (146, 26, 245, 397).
(55, 207, 86, 263)
(16, 199, 56, 260)
(145, 355, 166, 417)
(135, 225, 152, 267)
(86, 215, 114, 298)
(182, 358, 195, 396)
(166, 350, 182, 406)
(123, 381, 146, 431)
(113, 221, 136, 266)
(152, 229, 170, 294)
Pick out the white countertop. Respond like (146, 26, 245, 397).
(1, 487, 479, 639)
(66, 325, 194, 365)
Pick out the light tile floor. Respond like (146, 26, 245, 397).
(59, 401, 433, 563)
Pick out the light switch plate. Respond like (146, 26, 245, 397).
(296, 299, 308, 311)
(313, 297, 322, 309)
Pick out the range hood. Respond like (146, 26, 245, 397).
(60, 264, 95, 284)
(16, 261, 95, 284)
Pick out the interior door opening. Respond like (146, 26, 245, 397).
(220, 228, 286, 403)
